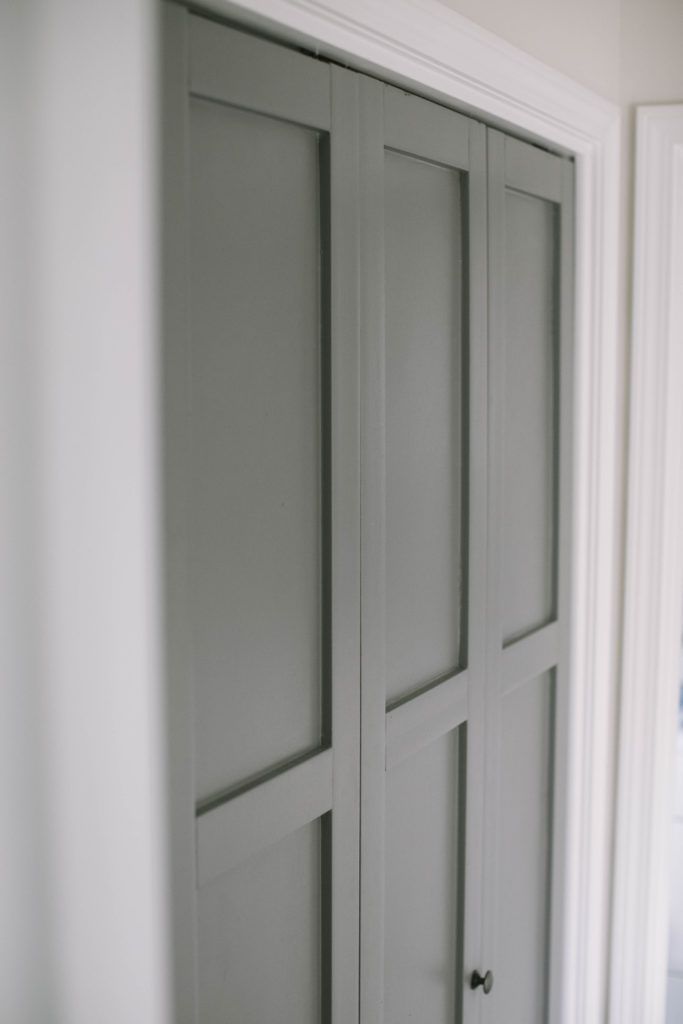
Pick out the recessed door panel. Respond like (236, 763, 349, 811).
(189, 96, 325, 801)
(384, 151, 465, 704)
(501, 191, 558, 645)
(491, 672, 554, 1023)
(385, 728, 464, 1024)
(197, 819, 323, 1024)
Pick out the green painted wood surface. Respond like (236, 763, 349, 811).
(163, 14, 576, 1023)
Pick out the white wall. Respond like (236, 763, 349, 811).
(620, 0, 683, 104)
(439, 0, 621, 100)
(1, 1, 171, 1022)
(439, 0, 683, 105)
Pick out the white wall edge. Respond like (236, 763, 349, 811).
(187, 2, 622, 1020)
(22, 3, 172, 1021)
(609, 104, 683, 1024)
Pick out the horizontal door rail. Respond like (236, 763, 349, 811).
(190, 14, 331, 131)
(503, 134, 564, 203)
(196, 747, 333, 886)
(384, 82, 471, 170)
(385, 669, 469, 770)
(500, 620, 559, 696)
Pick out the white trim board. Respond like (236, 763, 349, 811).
(609, 104, 683, 1024)
(184, 2, 622, 1021)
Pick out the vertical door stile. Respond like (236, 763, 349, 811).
(329, 64, 362, 1024)
(358, 74, 386, 1024)
(162, 6, 198, 1022)
(461, 117, 489, 1024)
(482, 128, 506, 1024)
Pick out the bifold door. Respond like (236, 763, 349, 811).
(163, 11, 362, 1022)
(482, 132, 574, 1024)
(356, 79, 488, 1024)
(163, 9, 574, 1024)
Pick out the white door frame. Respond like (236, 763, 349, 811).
(190, 1, 621, 1021)
(609, 104, 683, 1024)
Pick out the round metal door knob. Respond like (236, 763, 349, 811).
(471, 969, 494, 994)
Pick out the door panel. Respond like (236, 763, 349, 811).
(384, 150, 465, 706)
(197, 819, 323, 1024)
(500, 191, 558, 646)
(491, 673, 554, 1023)
(484, 130, 574, 1024)
(165, 14, 361, 1024)
(358, 78, 488, 1024)
(189, 95, 325, 802)
(385, 727, 464, 1024)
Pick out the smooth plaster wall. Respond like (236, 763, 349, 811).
(2, 1, 171, 1022)
(439, 0, 683, 105)
(438, 0, 621, 100)
(620, 0, 683, 104)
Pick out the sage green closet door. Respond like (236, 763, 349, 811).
(165, 15, 577, 1024)
(164, 12, 361, 1023)
(358, 78, 489, 1024)
(483, 130, 574, 1024)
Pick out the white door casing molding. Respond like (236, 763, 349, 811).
(609, 104, 683, 1024)
(185, 2, 622, 1020)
